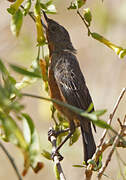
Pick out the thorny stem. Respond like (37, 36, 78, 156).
(0, 141, 22, 180)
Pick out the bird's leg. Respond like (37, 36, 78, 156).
(48, 120, 75, 161)
(53, 120, 75, 156)
(56, 121, 75, 152)
(48, 128, 70, 141)
(55, 128, 70, 136)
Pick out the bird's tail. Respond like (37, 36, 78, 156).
(81, 123, 96, 164)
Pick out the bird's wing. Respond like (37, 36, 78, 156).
(53, 52, 94, 113)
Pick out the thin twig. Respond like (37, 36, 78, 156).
(49, 127, 66, 180)
(98, 88, 126, 147)
(37, 46, 40, 61)
(115, 150, 126, 180)
(85, 88, 126, 180)
(98, 122, 126, 179)
(116, 150, 126, 166)
(77, 10, 91, 36)
(20, 5, 35, 22)
(0, 141, 22, 180)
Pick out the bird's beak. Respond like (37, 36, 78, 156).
(41, 11, 48, 30)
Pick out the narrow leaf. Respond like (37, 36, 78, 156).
(91, 32, 126, 59)
(0, 112, 28, 150)
(86, 103, 94, 113)
(54, 165, 60, 180)
(92, 109, 107, 117)
(41, 150, 52, 160)
(34, 0, 46, 45)
(10, 64, 42, 78)
(72, 165, 84, 168)
(77, 0, 86, 8)
(7, 0, 25, 15)
(10, 9, 23, 37)
(93, 119, 111, 129)
(22, 113, 43, 174)
(0, 59, 9, 75)
(84, 8, 92, 26)
(23, 0, 31, 16)
(69, 128, 80, 146)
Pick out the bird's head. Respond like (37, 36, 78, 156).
(42, 11, 76, 54)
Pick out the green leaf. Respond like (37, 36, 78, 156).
(23, 0, 31, 16)
(22, 113, 34, 144)
(15, 59, 41, 90)
(93, 119, 111, 129)
(46, 4, 56, 13)
(10, 64, 42, 78)
(84, 8, 92, 26)
(40, 1, 56, 14)
(0, 82, 22, 113)
(57, 112, 65, 122)
(67, 2, 77, 10)
(54, 165, 60, 180)
(7, 0, 25, 15)
(95, 154, 102, 170)
(7, 7, 17, 15)
(72, 164, 84, 168)
(0, 59, 9, 75)
(41, 150, 52, 160)
(62, 121, 69, 128)
(77, 0, 86, 8)
(92, 109, 107, 117)
(69, 128, 80, 146)
(68, 0, 86, 10)
(22, 113, 43, 173)
(10, 9, 23, 37)
(50, 105, 56, 119)
(91, 32, 126, 59)
(0, 112, 28, 150)
(86, 103, 94, 113)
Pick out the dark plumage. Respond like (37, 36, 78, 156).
(42, 12, 96, 163)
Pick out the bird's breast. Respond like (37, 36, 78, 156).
(48, 66, 65, 113)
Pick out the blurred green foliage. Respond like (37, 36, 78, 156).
(1, 0, 126, 179)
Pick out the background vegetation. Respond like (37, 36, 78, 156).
(0, 0, 126, 180)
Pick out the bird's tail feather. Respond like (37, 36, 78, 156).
(81, 123, 96, 164)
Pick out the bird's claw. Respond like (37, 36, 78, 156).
(48, 128, 57, 142)
(51, 151, 64, 161)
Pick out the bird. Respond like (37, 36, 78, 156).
(42, 11, 96, 164)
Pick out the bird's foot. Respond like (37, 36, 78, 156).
(48, 128, 57, 142)
(51, 151, 64, 161)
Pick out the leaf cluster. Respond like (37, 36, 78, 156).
(0, 59, 43, 175)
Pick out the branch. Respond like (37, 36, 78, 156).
(48, 128, 66, 180)
(98, 121, 126, 179)
(115, 150, 126, 180)
(0, 141, 22, 180)
(77, 10, 91, 36)
(84, 88, 126, 180)
(98, 87, 126, 147)
(20, 5, 35, 22)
